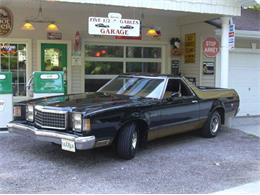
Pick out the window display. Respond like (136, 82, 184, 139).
(0, 43, 27, 96)
(85, 44, 162, 92)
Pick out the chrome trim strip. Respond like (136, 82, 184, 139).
(7, 122, 95, 150)
(149, 117, 206, 131)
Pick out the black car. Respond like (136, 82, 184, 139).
(8, 75, 239, 159)
(120, 25, 134, 29)
(95, 23, 109, 28)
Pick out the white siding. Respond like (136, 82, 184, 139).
(53, 0, 242, 16)
(71, 66, 84, 94)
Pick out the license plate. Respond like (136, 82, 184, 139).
(61, 139, 76, 152)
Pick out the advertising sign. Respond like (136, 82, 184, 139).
(229, 24, 235, 49)
(203, 61, 215, 75)
(184, 33, 196, 64)
(0, 43, 16, 55)
(47, 32, 62, 40)
(0, 7, 13, 36)
(88, 15, 140, 37)
(203, 37, 219, 58)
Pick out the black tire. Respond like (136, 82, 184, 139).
(116, 123, 138, 160)
(201, 111, 221, 138)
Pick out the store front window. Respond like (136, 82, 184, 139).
(0, 43, 27, 96)
(85, 44, 162, 92)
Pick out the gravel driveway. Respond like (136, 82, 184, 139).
(0, 127, 259, 194)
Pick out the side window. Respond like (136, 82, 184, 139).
(164, 79, 193, 98)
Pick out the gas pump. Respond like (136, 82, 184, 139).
(0, 72, 13, 128)
(32, 71, 65, 99)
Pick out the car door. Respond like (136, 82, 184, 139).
(148, 78, 200, 140)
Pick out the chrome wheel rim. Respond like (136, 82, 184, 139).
(211, 115, 219, 133)
(132, 131, 137, 149)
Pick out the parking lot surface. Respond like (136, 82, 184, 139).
(0, 127, 259, 194)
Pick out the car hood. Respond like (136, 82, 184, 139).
(27, 92, 151, 115)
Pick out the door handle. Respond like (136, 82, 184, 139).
(192, 100, 198, 103)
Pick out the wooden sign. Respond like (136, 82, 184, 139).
(184, 33, 196, 64)
(47, 32, 62, 40)
(0, 7, 13, 36)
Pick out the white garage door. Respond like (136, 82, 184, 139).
(229, 51, 260, 116)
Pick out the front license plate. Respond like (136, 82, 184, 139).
(61, 139, 76, 152)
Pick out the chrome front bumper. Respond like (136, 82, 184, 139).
(7, 122, 96, 150)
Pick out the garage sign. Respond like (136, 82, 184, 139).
(203, 37, 219, 58)
(88, 13, 140, 37)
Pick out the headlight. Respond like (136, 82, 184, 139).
(13, 106, 22, 117)
(72, 113, 91, 132)
(72, 113, 82, 132)
(26, 104, 34, 122)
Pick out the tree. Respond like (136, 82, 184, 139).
(248, 3, 260, 11)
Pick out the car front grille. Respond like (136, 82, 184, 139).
(35, 106, 68, 130)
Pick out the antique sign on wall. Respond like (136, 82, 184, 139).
(184, 33, 196, 63)
(0, 7, 13, 36)
(203, 61, 215, 75)
(47, 32, 62, 40)
(203, 37, 219, 58)
(88, 13, 140, 37)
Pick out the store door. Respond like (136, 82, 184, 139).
(41, 43, 67, 94)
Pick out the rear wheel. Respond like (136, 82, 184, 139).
(201, 111, 221, 138)
(116, 123, 138, 160)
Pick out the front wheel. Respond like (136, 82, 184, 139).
(116, 123, 138, 160)
(201, 111, 221, 138)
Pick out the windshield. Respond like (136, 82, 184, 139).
(99, 76, 165, 99)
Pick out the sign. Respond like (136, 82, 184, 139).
(73, 31, 81, 56)
(0, 44, 16, 55)
(229, 24, 235, 49)
(40, 74, 59, 80)
(0, 7, 13, 36)
(108, 12, 122, 19)
(203, 61, 215, 75)
(88, 14, 140, 37)
(184, 33, 196, 64)
(203, 37, 219, 58)
(47, 32, 62, 40)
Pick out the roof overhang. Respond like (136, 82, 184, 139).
(45, 0, 259, 16)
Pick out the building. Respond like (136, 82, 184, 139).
(0, 0, 259, 116)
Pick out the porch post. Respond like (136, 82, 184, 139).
(220, 16, 230, 88)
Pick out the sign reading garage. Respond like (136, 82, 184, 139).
(88, 13, 140, 37)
